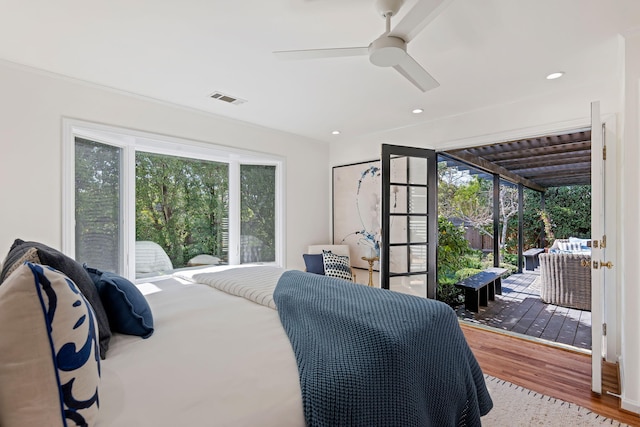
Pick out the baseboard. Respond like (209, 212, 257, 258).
(621, 397, 640, 415)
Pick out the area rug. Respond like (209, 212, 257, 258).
(481, 375, 630, 426)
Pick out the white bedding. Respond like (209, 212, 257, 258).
(99, 275, 304, 426)
(193, 266, 284, 309)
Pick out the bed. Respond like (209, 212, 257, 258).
(99, 267, 305, 426)
(0, 245, 492, 426)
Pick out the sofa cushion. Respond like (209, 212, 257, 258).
(0, 263, 100, 427)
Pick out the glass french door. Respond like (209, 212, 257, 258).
(590, 101, 618, 394)
(380, 144, 437, 298)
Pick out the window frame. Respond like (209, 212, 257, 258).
(62, 118, 285, 280)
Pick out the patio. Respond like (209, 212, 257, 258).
(456, 270, 592, 350)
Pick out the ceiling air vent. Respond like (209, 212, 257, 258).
(209, 91, 247, 106)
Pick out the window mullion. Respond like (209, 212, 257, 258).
(123, 145, 136, 279)
(228, 160, 241, 265)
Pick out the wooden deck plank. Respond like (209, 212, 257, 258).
(457, 271, 592, 350)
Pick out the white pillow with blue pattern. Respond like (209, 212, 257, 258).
(322, 250, 353, 282)
(0, 262, 100, 427)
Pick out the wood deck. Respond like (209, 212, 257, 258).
(456, 271, 592, 350)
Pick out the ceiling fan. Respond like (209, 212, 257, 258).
(274, 0, 454, 92)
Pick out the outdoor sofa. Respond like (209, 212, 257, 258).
(539, 238, 592, 311)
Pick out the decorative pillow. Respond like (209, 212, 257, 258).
(303, 253, 325, 275)
(322, 250, 353, 282)
(2, 239, 112, 359)
(0, 246, 40, 282)
(85, 266, 154, 338)
(0, 263, 100, 427)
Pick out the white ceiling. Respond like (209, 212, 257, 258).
(1, 0, 639, 144)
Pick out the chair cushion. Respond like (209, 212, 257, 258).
(1, 239, 111, 359)
(0, 263, 100, 427)
(85, 266, 154, 339)
(322, 251, 353, 281)
(303, 253, 325, 275)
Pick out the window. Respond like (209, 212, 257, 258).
(74, 138, 122, 273)
(63, 120, 284, 279)
(240, 165, 276, 263)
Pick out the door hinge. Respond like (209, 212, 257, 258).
(603, 323, 607, 336)
(603, 145, 607, 160)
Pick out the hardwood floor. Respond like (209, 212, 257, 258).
(461, 323, 640, 425)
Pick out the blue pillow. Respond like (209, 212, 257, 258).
(303, 253, 325, 275)
(85, 266, 154, 339)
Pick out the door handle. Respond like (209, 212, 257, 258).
(592, 260, 614, 269)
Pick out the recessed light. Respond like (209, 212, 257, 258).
(412, 108, 424, 114)
(546, 72, 565, 80)
(332, 130, 341, 135)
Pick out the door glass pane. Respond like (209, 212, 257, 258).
(390, 156, 407, 182)
(409, 157, 427, 185)
(389, 246, 408, 274)
(392, 185, 408, 214)
(389, 216, 407, 244)
(135, 152, 229, 275)
(410, 245, 427, 272)
(390, 275, 426, 297)
(409, 216, 427, 243)
(409, 187, 427, 213)
(75, 138, 121, 273)
(241, 165, 276, 263)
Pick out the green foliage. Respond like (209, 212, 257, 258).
(135, 152, 229, 268)
(455, 267, 484, 281)
(240, 165, 276, 262)
(544, 186, 591, 239)
(437, 216, 473, 280)
(518, 185, 591, 249)
(436, 216, 478, 306)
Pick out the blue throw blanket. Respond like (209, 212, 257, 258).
(274, 270, 493, 427)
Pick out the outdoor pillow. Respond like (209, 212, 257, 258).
(0, 263, 100, 427)
(85, 266, 154, 338)
(303, 253, 325, 275)
(3, 239, 112, 359)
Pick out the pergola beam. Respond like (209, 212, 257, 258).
(444, 151, 546, 192)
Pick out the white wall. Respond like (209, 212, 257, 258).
(328, 37, 640, 414)
(0, 60, 330, 271)
(620, 28, 640, 414)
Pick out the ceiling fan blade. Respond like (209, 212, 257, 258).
(392, 54, 439, 92)
(273, 47, 368, 60)
(390, 0, 454, 42)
